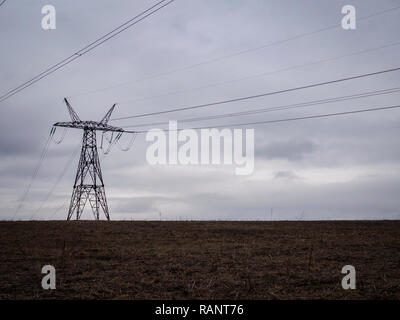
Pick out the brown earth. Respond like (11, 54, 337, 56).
(0, 221, 399, 299)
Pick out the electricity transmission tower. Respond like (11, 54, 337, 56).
(53, 98, 127, 220)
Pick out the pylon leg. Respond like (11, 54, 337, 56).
(67, 187, 79, 220)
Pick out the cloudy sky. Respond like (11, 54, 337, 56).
(1, 0, 400, 220)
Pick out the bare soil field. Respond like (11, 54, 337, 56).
(0, 221, 399, 299)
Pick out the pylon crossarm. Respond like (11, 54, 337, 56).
(53, 121, 125, 133)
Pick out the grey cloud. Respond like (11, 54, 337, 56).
(256, 138, 317, 161)
(274, 170, 299, 180)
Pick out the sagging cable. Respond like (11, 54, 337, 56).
(117, 132, 137, 151)
(101, 131, 122, 154)
(51, 127, 68, 144)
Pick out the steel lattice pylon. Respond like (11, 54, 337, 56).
(53, 98, 129, 221)
(68, 129, 109, 220)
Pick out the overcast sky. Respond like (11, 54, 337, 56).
(1, 0, 400, 220)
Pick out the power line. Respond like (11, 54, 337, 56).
(111, 66, 400, 121)
(12, 128, 54, 220)
(67, 4, 400, 99)
(115, 40, 400, 105)
(47, 202, 67, 220)
(125, 105, 400, 134)
(30, 143, 81, 220)
(0, 0, 7, 8)
(0, 0, 175, 103)
(121, 86, 400, 128)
